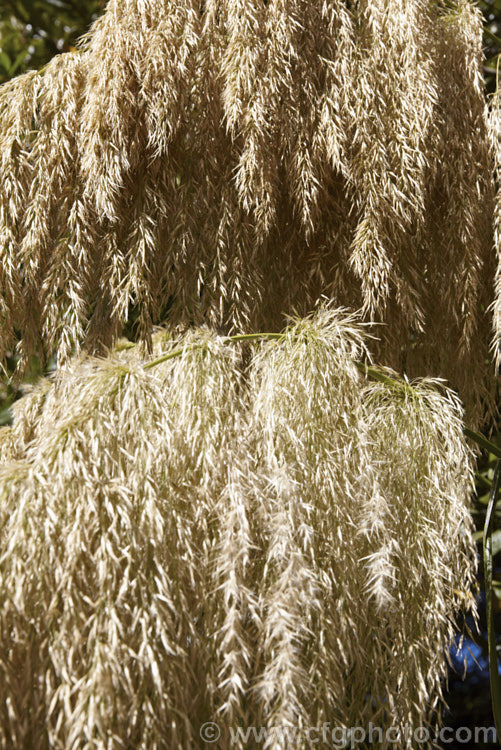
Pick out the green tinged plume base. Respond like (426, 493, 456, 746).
(0, 0, 497, 423)
(0, 310, 477, 749)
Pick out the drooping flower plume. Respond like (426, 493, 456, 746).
(0, 0, 496, 422)
(0, 310, 477, 748)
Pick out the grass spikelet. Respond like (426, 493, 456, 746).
(140, 1, 201, 158)
(348, 0, 438, 319)
(358, 374, 477, 735)
(243, 310, 369, 736)
(0, 331, 244, 748)
(0, 69, 43, 364)
(19, 54, 88, 369)
(211, 453, 272, 750)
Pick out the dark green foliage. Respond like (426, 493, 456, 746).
(0, 0, 103, 83)
(480, 0, 501, 91)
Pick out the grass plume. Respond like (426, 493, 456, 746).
(0, 0, 496, 423)
(0, 309, 477, 748)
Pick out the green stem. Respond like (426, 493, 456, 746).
(484, 459, 501, 739)
(353, 359, 408, 389)
(464, 427, 501, 460)
(143, 332, 284, 371)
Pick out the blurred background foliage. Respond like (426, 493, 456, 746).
(0, 0, 104, 84)
(1, 0, 501, 744)
(481, 0, 501, 92)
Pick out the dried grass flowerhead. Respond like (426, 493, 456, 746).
(0, 0, 496, 422)
(0, 309, 477, 748)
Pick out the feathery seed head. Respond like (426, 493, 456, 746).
(0, 0, 496, 423)
(0, 310, 477, 747)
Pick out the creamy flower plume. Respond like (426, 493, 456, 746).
(0, 0, 497, 422)
(0, 310, 477, 748)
